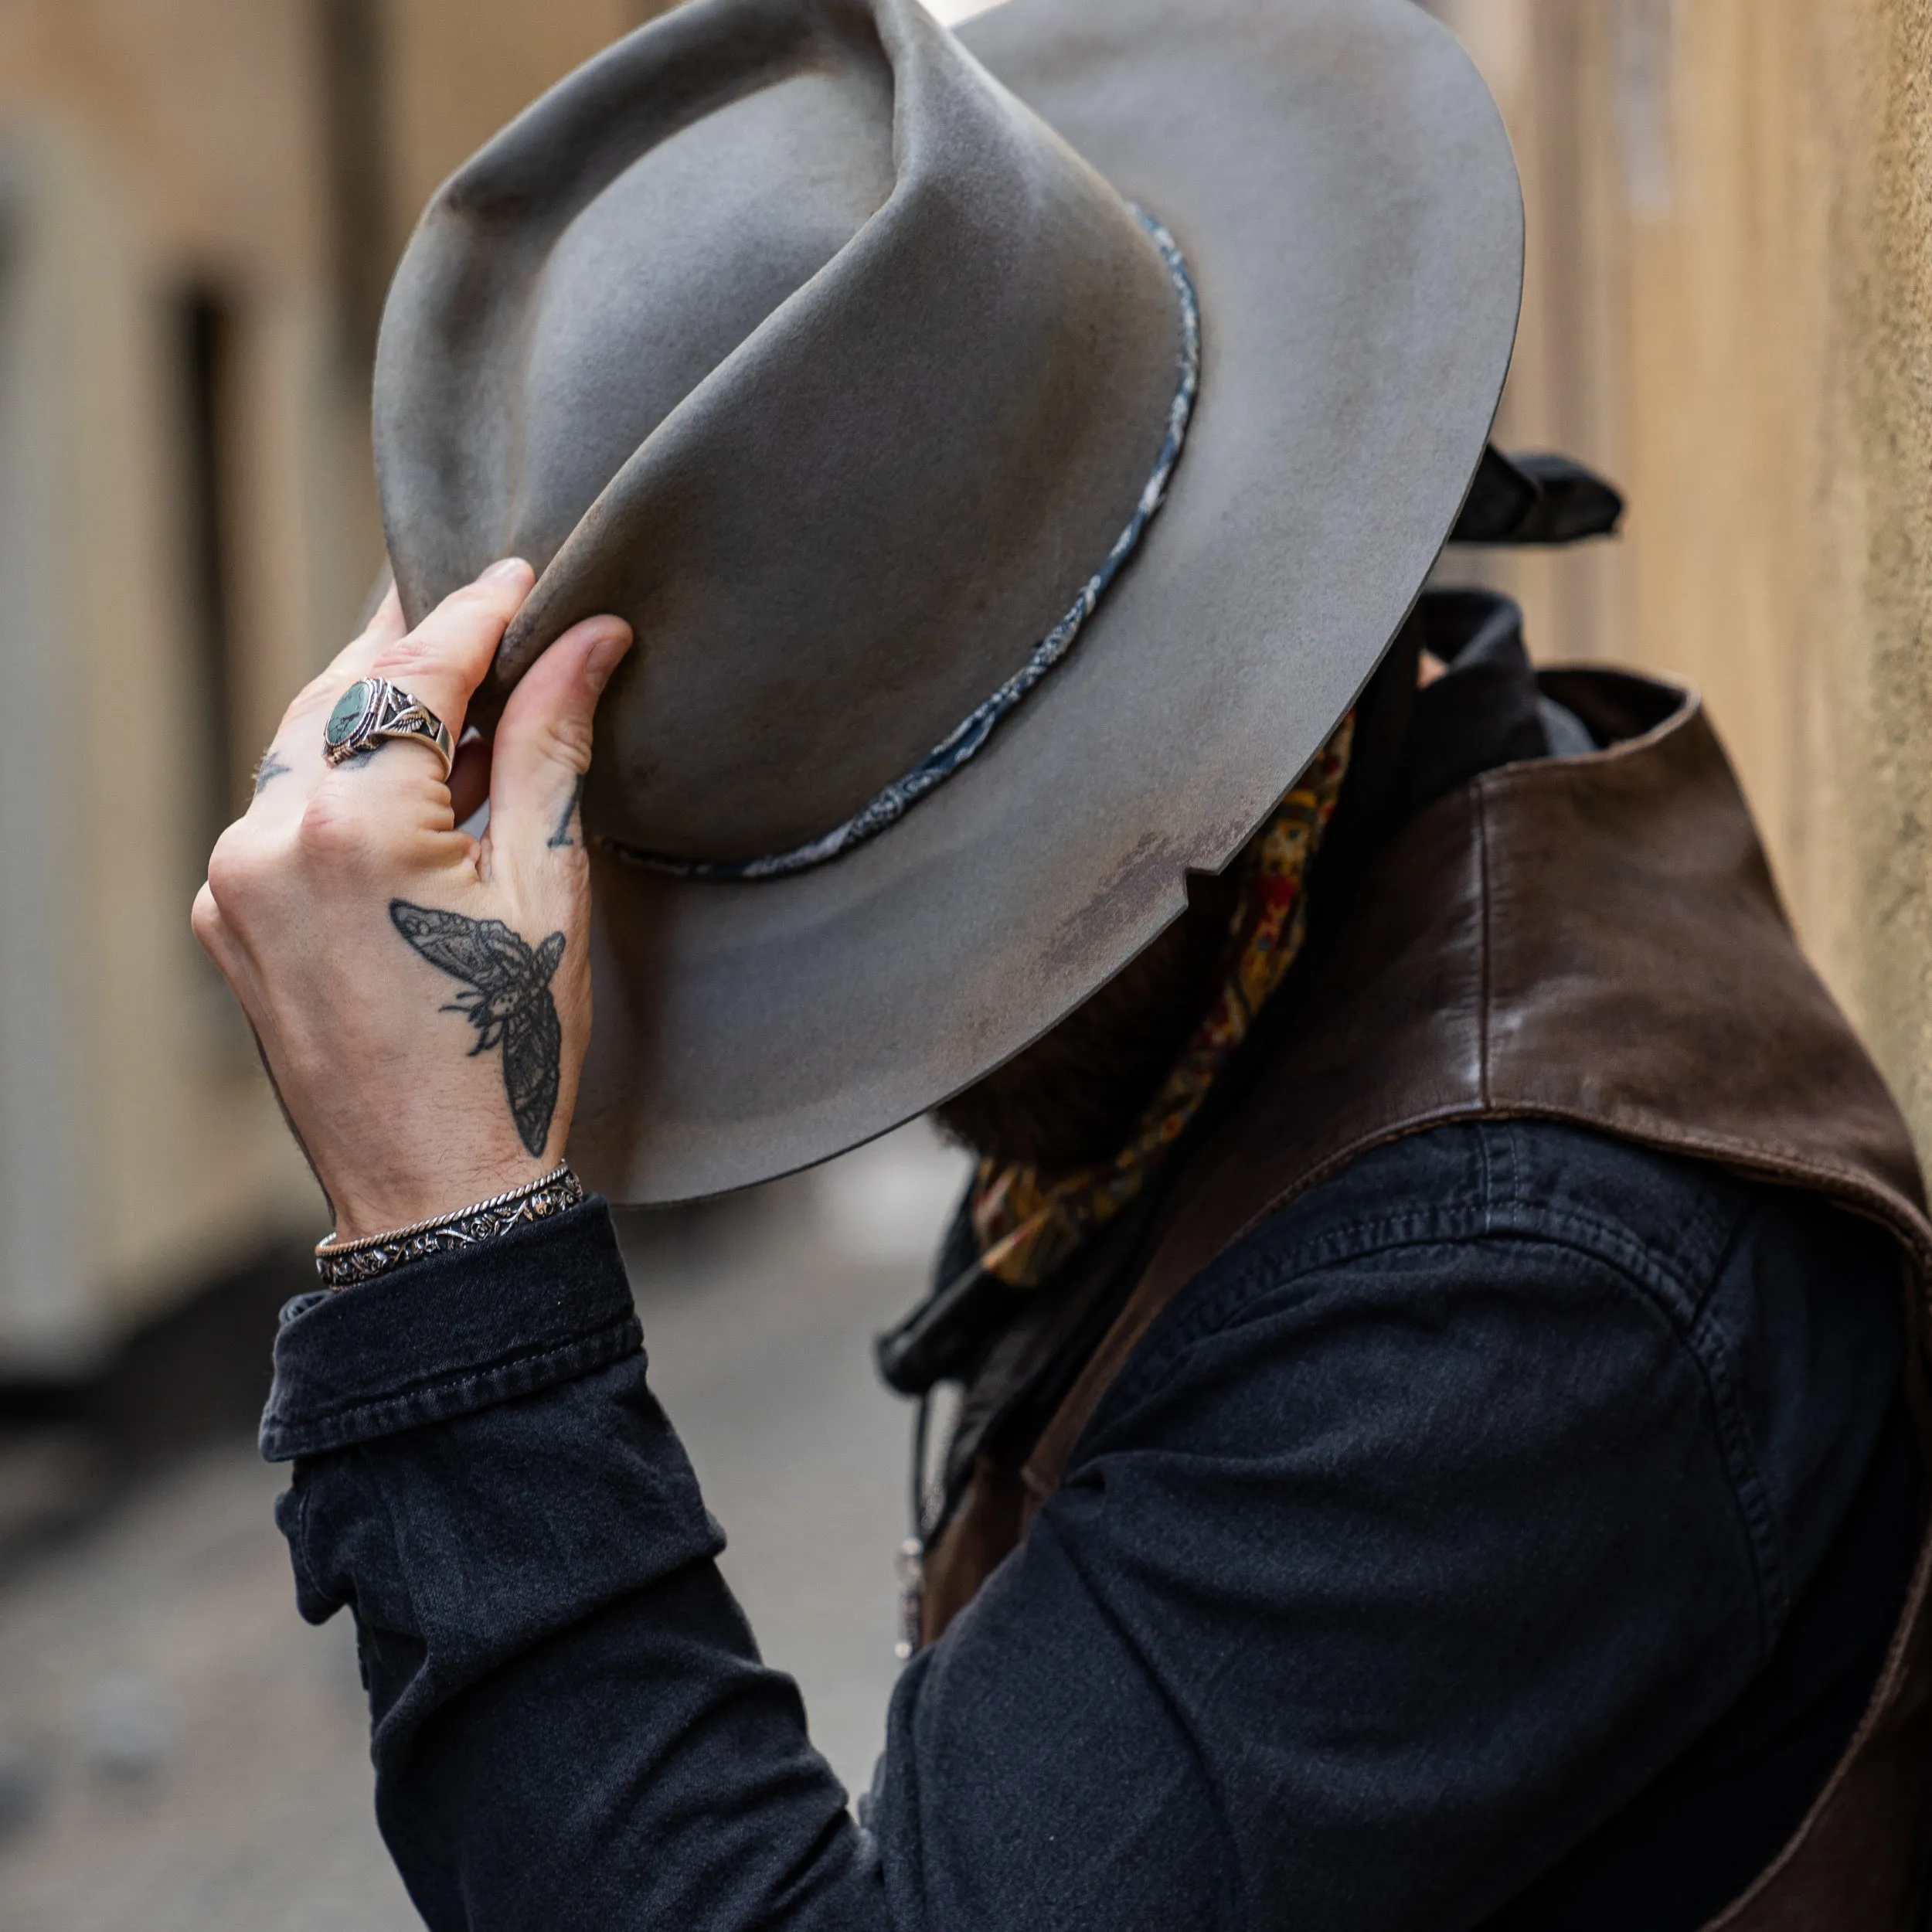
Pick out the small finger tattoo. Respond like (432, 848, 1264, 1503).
(547, 775, 585, 850)
(389, 900, 566, 1157)
(253, 750, 291, 794)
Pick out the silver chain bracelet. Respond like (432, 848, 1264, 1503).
(314, 1164, 586, 1288)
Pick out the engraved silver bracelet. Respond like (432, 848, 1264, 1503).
(314, 1164, 585, 1288)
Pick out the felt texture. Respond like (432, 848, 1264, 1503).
(374, 0, 1522, 1201)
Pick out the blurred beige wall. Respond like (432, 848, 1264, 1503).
(0, 2, 352, 1368)
(1430, 0, 1932, 1165)
(0, 0, 662, 1368)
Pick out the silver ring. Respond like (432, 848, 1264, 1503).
(322, 675, 454, 778)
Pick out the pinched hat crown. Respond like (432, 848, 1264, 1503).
(375, 0, 1522, 1202)
(378, 0, 1189, 869)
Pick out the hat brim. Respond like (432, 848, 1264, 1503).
(572, 0, 1521, 1202)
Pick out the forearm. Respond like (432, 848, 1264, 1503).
(380, 1560, 883, 1932)
(269, 1205, 886, 1932)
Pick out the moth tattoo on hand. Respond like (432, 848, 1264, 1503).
(389, 901, 566, 1156)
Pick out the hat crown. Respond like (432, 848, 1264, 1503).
(376, 0, 1184, 864)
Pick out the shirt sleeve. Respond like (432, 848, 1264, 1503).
(264, 1141, 1896, 1932)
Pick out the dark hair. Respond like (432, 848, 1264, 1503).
(934, 609, 1423, 1176)
(932, 866, 1241, 1173)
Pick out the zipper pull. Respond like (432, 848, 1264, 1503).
(894, 1537, 926, 1661)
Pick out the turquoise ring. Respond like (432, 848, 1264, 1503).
(322, 675, 454, 778)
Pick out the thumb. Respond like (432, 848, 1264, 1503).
(485, 614, 633, 872)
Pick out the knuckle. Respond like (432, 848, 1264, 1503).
(376, 634, 481, 699)
(205, 825, 263, 907)
(296, 785, 374, 866)
(374, 631, 444, 682)
(191, 904, 230, 971)
(537, 713, 594, 770)
(293, 660, 353, 720)
(191, 887, 243, 976)
(189, 883, 222, 945)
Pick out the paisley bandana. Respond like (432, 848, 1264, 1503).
(969, 713, 1355, 1288)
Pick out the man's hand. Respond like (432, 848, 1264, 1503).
(193, 560, 632, 1242)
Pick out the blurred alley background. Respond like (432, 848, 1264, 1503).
(3, 0, 1932, 1923)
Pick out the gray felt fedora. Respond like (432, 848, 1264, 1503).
(373, 0, 1522, 1202)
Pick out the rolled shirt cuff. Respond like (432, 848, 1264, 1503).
(260, 1199, 640, 1462)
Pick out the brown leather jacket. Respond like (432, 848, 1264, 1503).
(922, 668, 1932, 1931)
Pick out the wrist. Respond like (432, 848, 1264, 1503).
(325, 1152, 560, 1246)
(316, 1163, 583, 1288)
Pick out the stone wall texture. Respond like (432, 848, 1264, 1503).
(1432, 0, 1932, 1168)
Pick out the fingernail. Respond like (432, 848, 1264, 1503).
(481, 556, 530, 584)
(586, 624, 633, 696)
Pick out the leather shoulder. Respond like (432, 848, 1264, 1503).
(1024, 675, 1932, 1505)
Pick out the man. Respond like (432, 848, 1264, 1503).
(195, 0, 1932, 1926)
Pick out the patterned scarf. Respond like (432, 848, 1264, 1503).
(969, 714, 1355, 1287)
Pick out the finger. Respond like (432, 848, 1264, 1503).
(355, 582, 409, 657)
(485, 614, 633, 873)
(363, 557, 535, 753)
(244, 583, 413, 823)
(448, 730, 493, 828)
(297, 584, 409, 721)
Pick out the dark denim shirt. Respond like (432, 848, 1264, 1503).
(262, 596, 1916, 1927)
(264, 1120, 1910, 1931)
